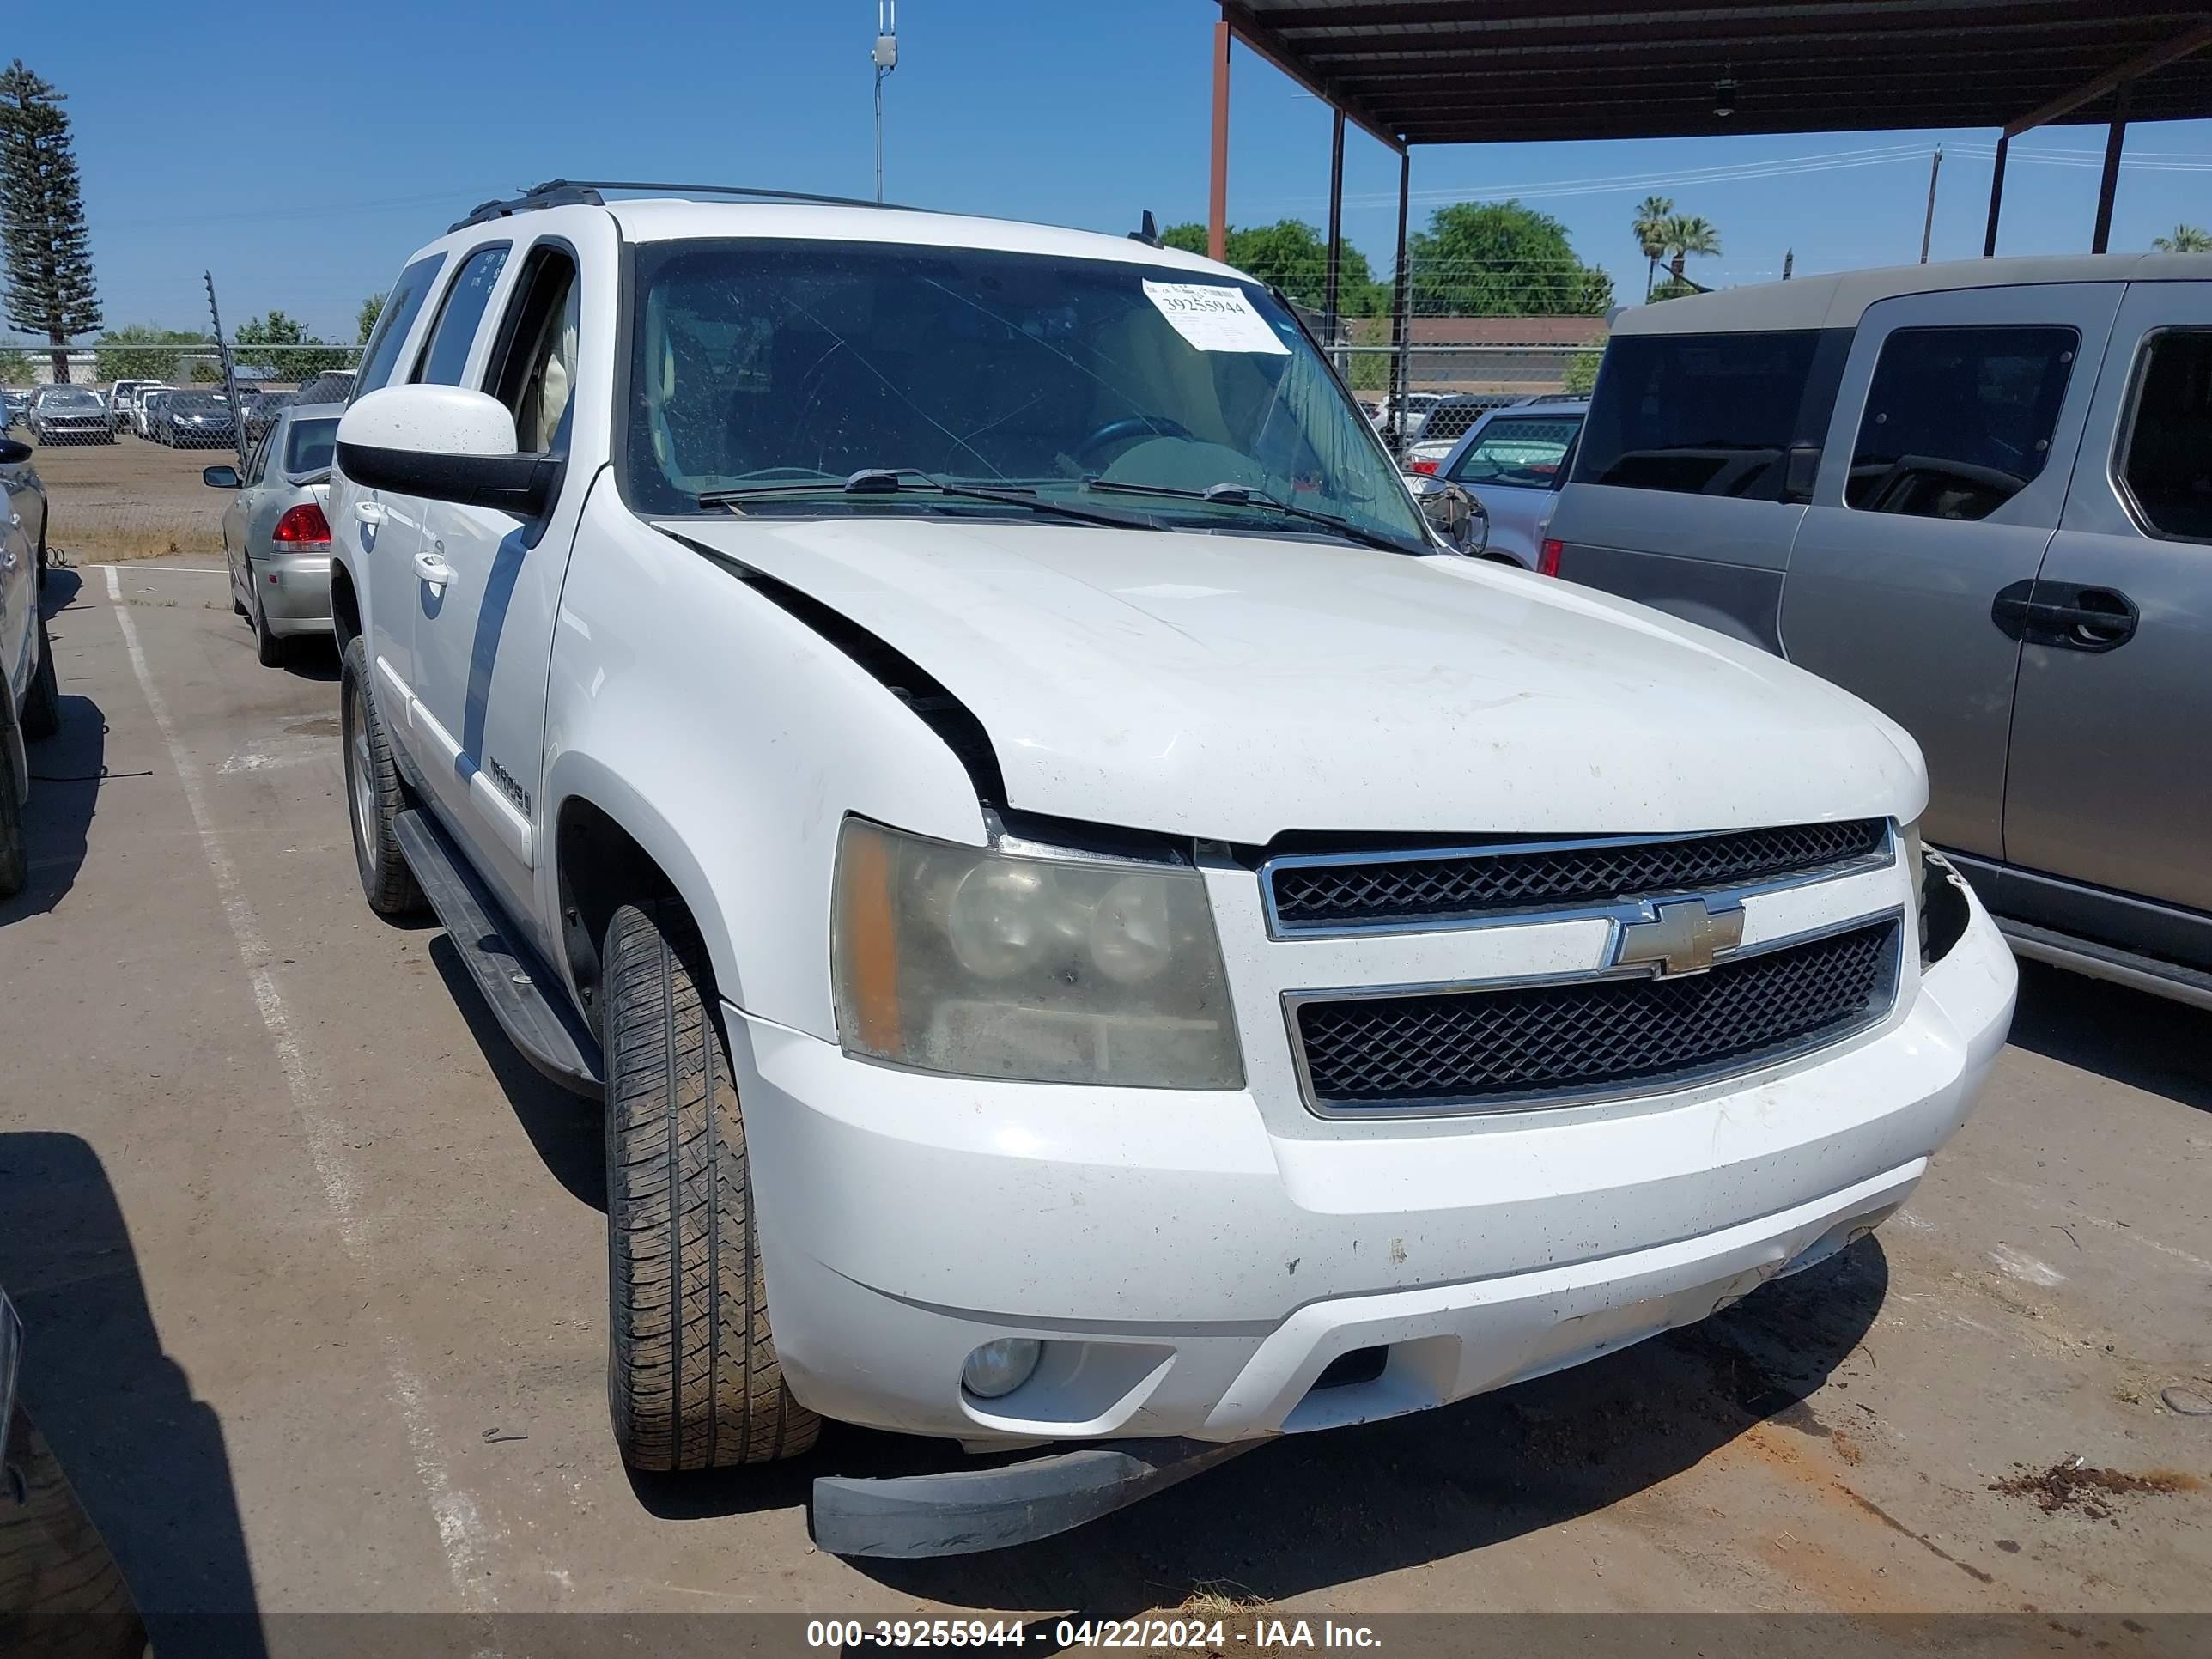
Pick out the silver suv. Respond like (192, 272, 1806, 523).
(1546, 252, 2212, 1008)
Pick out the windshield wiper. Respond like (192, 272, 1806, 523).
(1080, 478, 1419, 556)
(698, 468, 1165, 532)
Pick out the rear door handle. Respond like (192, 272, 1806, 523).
(1991, 580, 2138, 653)
(354, 500, 386, 525)
(413, 551, 455, 594)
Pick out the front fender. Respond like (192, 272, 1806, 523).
(541, 496, 989, 1041)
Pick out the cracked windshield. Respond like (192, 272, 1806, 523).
(624, 237, 1428, 550)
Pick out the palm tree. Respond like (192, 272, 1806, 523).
(1662, 215, 1723, 287)
(1632, 195, 1674, 299)
(2152, 224, 2212, 252)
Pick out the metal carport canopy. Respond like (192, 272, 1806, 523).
(1221, 1, 2212, 148)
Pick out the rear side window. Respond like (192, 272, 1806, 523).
(414, 244, 511, 386)
(354, 253, 447, 398)
(1576, 330, 1826, 501)
(1846, 325, 2076, 521)
(1450, 414, 1581, 488)
(285, 416, 338, 477)
(2119, 329, 2212, 544)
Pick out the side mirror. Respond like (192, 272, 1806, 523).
(1409, 476, 1490, 557)
(0, 438, 30, 465)
(203, 465, 240, 489)
(335, 384, 557, 516)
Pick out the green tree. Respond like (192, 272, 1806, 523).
(1632, 195, 1674, 300)
(1560, 350, 1601, 397)
(93, 322, 210, 384)
(1407, 201, 1609, 317)
(2151, 224, 2212, 253)
(0, 345, 33, 384)
(234, 308, 348, 381)
(1159, 219, 1389, 318)
(356, 292, 384, 344)
(1660, 214, 1722, 287)
(0, 62, 100, 382)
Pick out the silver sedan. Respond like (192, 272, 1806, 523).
(205, 403, 343, 665)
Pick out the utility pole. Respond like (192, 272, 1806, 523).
(1919, 146, 1944, 263)
(872, 1, 899, 204)
(1782, 248, 1794, 280)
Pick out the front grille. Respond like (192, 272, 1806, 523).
(1292, 918, 1899, 1113)
(1265, 820, 1889, 933)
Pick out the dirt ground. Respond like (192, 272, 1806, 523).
(16, 430, 239, 560)
(2, 547, 2208, 1654)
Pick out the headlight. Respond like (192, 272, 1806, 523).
(832, 817, 1243, 1089)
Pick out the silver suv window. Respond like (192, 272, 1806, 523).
(2119, 329, 2212, 544)
(1574, 330, 1828, 501)
(1844, 325, 2076, 522)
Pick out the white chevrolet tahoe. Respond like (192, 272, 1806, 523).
(328, 184, 2016, 1548)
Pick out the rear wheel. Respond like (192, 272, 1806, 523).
(339, 635, 425, 919)
(252, 591, 288, 667)
(604, 900, 819, 1470)
(21, 613, 60, 742)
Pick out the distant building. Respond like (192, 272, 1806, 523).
(1349, 315, 1608, 397)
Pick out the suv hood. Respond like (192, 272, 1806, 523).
(665, 517, 1922, 844)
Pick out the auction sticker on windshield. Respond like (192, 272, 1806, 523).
(1142, 280, 1289, 355)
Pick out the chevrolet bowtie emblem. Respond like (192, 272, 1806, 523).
(1614, 897, 1745, 978)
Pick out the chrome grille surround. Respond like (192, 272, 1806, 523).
(1261, 819, 1893, 939)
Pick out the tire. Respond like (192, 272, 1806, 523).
(604, 900, 819, 1471)
(0, 708, 25, 901)
(339, 635, 425, 918)
(20, 613, 59, 742)
(252, 592, 288, 667)
(34, 520, 46, 590)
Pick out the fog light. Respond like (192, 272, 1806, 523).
(961, 1337, 1042, 1400)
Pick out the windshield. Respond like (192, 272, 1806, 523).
(48, 389, 100, 408)
(1449, 414, 1583, 488)
(623, 237, 1425, 550)
(173, 394, 224, 413)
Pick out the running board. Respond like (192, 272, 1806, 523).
(392, 808, 605, 1095)
(812, 1437, 1262, 1559)
(1998, 916, 2212, 1012)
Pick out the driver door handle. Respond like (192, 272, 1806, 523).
(413, 551, 455, 594)
(1991, 579, 2139, 653)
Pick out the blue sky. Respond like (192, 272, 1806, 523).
(9, 0, 2212, 342)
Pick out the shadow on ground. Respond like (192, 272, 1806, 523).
(2, 573, 129, 925)
(0, 1133, 265, 1656)
(2005, 960, 2212, 1115)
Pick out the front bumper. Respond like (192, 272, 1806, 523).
(250, 554, 333, 635)
(732, 885, 2016, 1445)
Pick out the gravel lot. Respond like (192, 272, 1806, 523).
(17, 430, 238, 560)
(1, 549, 2207, 1652)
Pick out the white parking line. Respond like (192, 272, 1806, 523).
(92, 563, 228, 575)
(101, 564, 499, 1620)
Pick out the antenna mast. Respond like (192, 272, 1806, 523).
(872, 2, 900, 204)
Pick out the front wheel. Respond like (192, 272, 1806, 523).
(604, 900, 820, 1470)
(338, 635, 425, 919)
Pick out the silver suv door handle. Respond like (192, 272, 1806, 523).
(413, 551, 455, 594)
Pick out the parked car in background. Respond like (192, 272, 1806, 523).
(239, 387, 295, 443)
(293, 368, 357, 407)
(0, 430, 49, 589)
(1401, 392, 1517, 471)
(106, 378, 164, 432)
(1547, 252, 2212, 1009)
(0, 392, 21, 434)
(132, 388, 172, 441)
(26, 386, 112, 446)
(206, 402, 341, 665)
(154, 390, 235, 449)
(0, 434, 61, 897)
(320, 192, 2011, 1542)
(1415, 398, 1586, 568)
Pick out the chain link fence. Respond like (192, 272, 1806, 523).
(7, 343, 363, 563)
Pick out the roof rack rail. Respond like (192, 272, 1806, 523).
(451, 178, 932, 231)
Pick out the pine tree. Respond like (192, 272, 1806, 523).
(0, 61, 101, 383)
